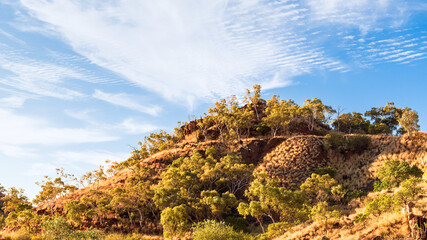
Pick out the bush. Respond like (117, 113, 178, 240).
(347, 135, 371, 154)
(224, 216, 249, 232)
(377, 160, 423, 190)
(256, 222, 290, 240)
(365, 194, 399, 216)
(192, 220, 252, 240)
(314, 167, 336, 178)
(324, 133, 347, 153)
(324, 133, 371, 154)
(42, 216, 102, 240)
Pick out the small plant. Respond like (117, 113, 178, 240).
(191, 220, 252, 240)
(354, 213, 369, 228)
(256, 222, 291, 240)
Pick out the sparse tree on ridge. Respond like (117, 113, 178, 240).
(299, 98, 336, 131)
(398, 107, 420, 135)
(245, 84, 262, 121)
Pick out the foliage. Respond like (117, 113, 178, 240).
(365, 194, 398, 216)
(324, 133, 371, 154)
(346, 135, 371, 154)
(300, 173, 343, 204)
(353, 213, 369, 227)
(394, 177, 423, 204)
(376, 159, 423, 190)
(42, 216, 103, 240)
(310, 201, 340, 234)
(154, 149, 252, 222)
(263, 95, 298, 137)
(256, 222, 291, 240)
(191, 220, 252, 240)
(398, 107, 420, 134)
(224, 216, 249, 232)
(333, 112, 370, 134)
(314, 167, 337, 178)
(299, 98, 336, 131)
(324, 133, 347, 153)
(160, 205, 189, 240)
(33, 168, 77, 215)
(238, 173, 310, 233)
(365, 102, 403, 133)
(368, 123, 390, 135)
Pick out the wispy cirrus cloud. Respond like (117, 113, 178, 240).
(341, 29, 427, 65)
(4, 0, 425, 107)
(92, 90, 161, 116)
(0, 108, 118, 146)
(16, 0, 347, 106)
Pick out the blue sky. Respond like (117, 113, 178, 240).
(0, 0, 426, 199)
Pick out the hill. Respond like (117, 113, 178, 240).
(1, 85, 426, 240)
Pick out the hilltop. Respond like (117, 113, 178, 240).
(1, 85, 426, 240)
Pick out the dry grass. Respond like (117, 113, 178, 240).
(276, 180, 427, 240)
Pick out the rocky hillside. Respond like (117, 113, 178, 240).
(45, 132, 427, 215)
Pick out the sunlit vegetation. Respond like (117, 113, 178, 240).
(0, 85, 424, 239)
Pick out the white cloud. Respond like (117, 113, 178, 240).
(0, 52, 85, 99)
(0, 95, 27, 108)
(0, 108, 118, 146)
(304, 0, 407, 33)
(93, 90, 161, 116)
(0, 144, 38, 158)
(52, 150, 128, 167)
(119, 118, 160, 135)
(18, 0, 345, 106)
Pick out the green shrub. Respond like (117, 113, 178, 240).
(256, 222, 290, 240)
(347, 135, 371, 154)
(224, 216, 249, 232)
(102, 233, 147, 240)
(394, 177, 423, 204)
(365, 194, 399, 216)
(324, 133, 371, 154)
(192, 220, 252, 240)
(41, 216, 102, 240)
(345, 190, 367, 200)
(377, 160, 423, 190)
(314, 167, 336, 178)
(324, 133, 347, 153)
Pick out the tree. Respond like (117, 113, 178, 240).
(263, 95, 297, 137)
(245, 84, 263, 121)
(299, 98, 335, 131)
(196, 114, 213, 141)
(376, 160, 423, 190)
(332, 112, 370, 134)
(365, 102, 403, 134)
(209, 99, 228, 142)
(227, 95, 255, 141)
(160, 205, 189, 240)
(199, 190, 237, 219)
(300, 173, 342, 204)
(1, 187, 33, 231)
(33, 168, 77, 215)
(394, 177, 423, 204)
(310, 201, 340, 234)
(110, 165, 157, 230)
(1, 187, 32, 215)
(398, 107, 420, 135)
